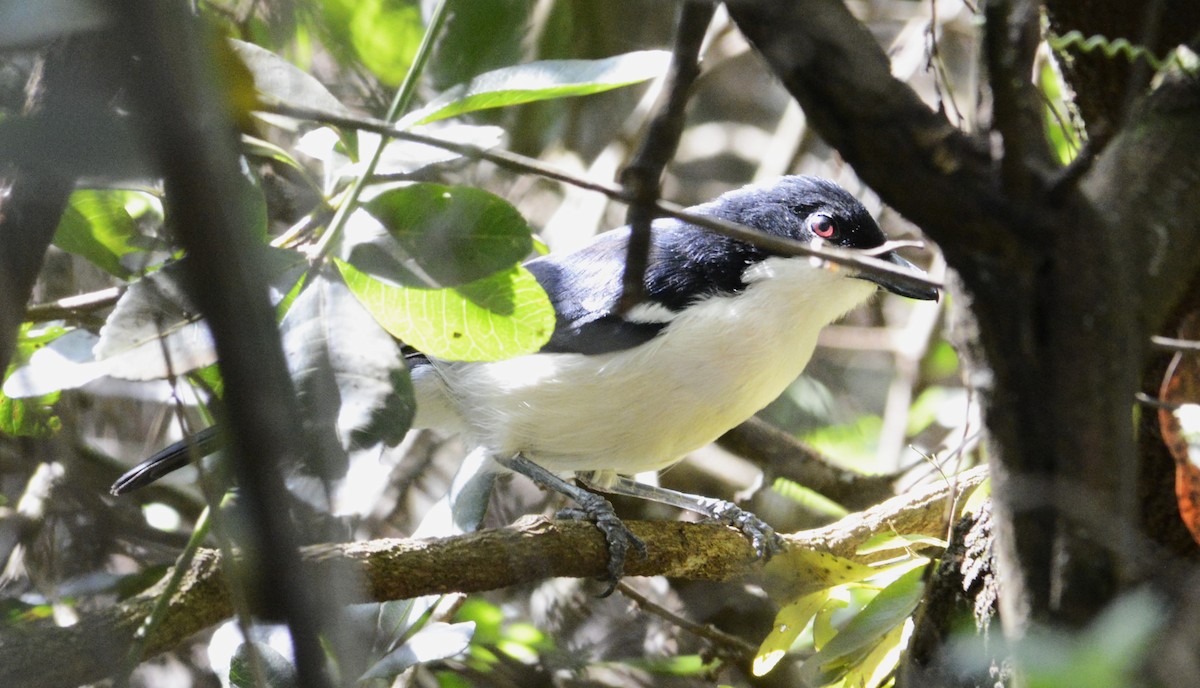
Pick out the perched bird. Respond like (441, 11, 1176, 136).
(112, 176, 937, 586)
(406, 175, 937, 584)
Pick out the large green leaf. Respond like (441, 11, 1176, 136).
(336, 259, 553, 362)
(426, 0, 530, 91)
(53, 190, 143, 279)
(761, 548, 877, 602)
(2, 328, 104, 398)
(0, 325, 63, 436)
(367, 124, 504, 177)
(400, 50, 671, 127)
(358, 183, 532, 287)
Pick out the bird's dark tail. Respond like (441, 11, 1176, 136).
(110, 425, 224, 495)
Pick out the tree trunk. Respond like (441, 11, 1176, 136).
(728, 0, 1200, 648)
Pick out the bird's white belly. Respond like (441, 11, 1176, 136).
(417, 260, 877, 477)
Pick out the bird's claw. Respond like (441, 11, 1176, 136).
(701, 499, 785, 559)
(556, 494, 646, 596)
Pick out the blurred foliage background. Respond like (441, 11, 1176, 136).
(0, 1, 1051, 686)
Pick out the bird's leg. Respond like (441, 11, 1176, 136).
(493, 454, 645, 595)
(577, 473, 785, 558)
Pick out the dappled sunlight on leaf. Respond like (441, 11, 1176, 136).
(336, 259, 553, 362)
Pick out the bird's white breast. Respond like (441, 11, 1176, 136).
(412, 258, 878, 477)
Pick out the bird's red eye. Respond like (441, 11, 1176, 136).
(808, 214, 836, 238)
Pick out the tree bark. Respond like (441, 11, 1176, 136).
(727, 0, 1200, 642)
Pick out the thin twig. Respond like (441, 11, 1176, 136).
(263, 103, 944, 295)
(616, 1, 715, 313)
(616, 581, 758, 663)
(926, 0, 966, 128)
(311, 0, 452, 263)
(1135, 392, 1180, 411)
(1152, 336, 1200, 353)
(25, 287, 123, 322)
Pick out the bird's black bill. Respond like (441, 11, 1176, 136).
(859, 252, 939, 301)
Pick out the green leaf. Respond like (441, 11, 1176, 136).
(772, 477, 849, 519)
(838, 622, 908, 688)
(358, 183, 533, 287)
(366, 124, 504, 176)
(631, 655, 719, 677)
(1039, 60, 1082, 165)
(454, 598, 504, 645)
(229, 38, 349, 114)
(336, 259, 553, 362)
(905, 386, 954, 436)
(401, 50, 671, 127)
(761, 549, 877, 602)
(0, 392, 60, 437)
(960, 479, 992, 516)
(0, 326, 62, 433)
(93, 248, 305, 381)
(426, 0, 530, 91)
(923, 339, 960, 380)
(803, 564, 927, 679)
(3, 328, 104, 398)
(855, 532, 948, 556)
(802, 415, 883, 474)
(812, 596, 850, 651)
(754, 591, 827, 676)
(242, 134, 306, 172)
(53, 190, 143, 278)
(229, 641, 296, 688)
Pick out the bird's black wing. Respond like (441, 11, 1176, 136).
(526, 216, 770, 355)
(525, 228, 669, 355)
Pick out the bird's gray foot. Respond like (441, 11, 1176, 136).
(557, 492, 647, 596)
(493, 455, 646, 596)
(696, 497, 786, 558)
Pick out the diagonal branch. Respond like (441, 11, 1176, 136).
(717, 417, 897, 510)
